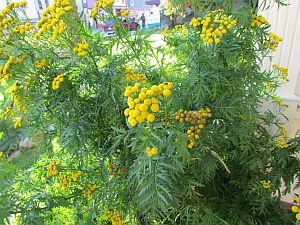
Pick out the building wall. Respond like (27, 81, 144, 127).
(114, 0, 127, 8)
(127, 0, 152, 10)
(259, 0, 300, 138)
(82, 0, 126, 8)
(259, 0, 300, 204)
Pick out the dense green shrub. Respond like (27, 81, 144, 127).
(0, 0, 299, 224)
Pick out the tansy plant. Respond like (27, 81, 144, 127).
(0, 0, 299, 224)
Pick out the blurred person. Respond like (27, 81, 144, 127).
(141, 13, 146, 28)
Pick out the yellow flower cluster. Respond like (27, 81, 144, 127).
(108, 162, 125, 175)
(108, 162, 116, 175)
(292, 197, 300, 221)
(52, 74, 65, 90)
(174, 24, 188, 35)
(161, 27, 169, 35)
(175, 108, 212, 123)
(18, 54, 28, 63)
(73, 43, 89, 57)
(123, 82, 173, 126)
(250, 14, 270, 27)
(124, 67, 147, 84)
(0, 152, 3, 158)
(83, 183, 97, 198)
(35, 0, 72, 39)
(59, 173, 72, 191)
(0, 55, 27, 80)
(175, 24, 187, 30)
(91, 0, 115, 17)
(265, 32, 283, 52)
(189, 17, 201, 28)
(35, 59, 49, 69)
(13, 22, 34, 34)
(13, 116, 23, 129)
(103, 209, 123, 225)
(59, 171, 81, 191)
(10, 82, 19, 96)
(272, 64, 288, 82)
(10, 82, 27, 112)
(276, 126, 288, 148)
(1, 105, 14, 120)
(47, 161, 58, 177)
(120, 9, 129, 17)
(146, 147, 158, 157)
(0, 56, 17, 80)
(0, 21, 9, 38)
(186, 126, 201, 149)
(175, 108, 212, 149)
(91, 8, 98, 17)
(263, 82, 274, 88)
(190, 10, 237, 44)
(260, 180, 271, 189)
(71, 171, 81, 181)
(0, 1, 27, 28)
(0, 18, 13, 31)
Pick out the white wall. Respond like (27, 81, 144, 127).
(25, 0, 40, 20)
(259, 0, 300, 204)
(0, 1, 7, 10)
(260, 0, 300, 137)
(76, 0, 84, 12)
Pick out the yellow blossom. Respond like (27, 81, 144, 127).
(250, 14, 270, 27)
(35, 0, 72, 39)
(276, 126, 288, 148)
(91, 0, 115, 17)
(52, 74, 65, 90)
(260, 180, 271, 189)
(73, 43, 89, 57)
(46, 161, 58, 177)
(120, 9, 129, 17)
(146, 147, 158, 157)
(103, 209, 123, 225)
(175, 107, 212, 149)
(13, 116, 23, 128)
(83, 183, 96, 198)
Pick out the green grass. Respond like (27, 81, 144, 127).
(143, 27, 164, 35)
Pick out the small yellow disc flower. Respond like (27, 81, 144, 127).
(47, 161, 58, 177)
(52, 74, 65, 90)
(260, 180, 271, 189)
(73, 43, 89, 57)
(120, 9, 129, 17)
(146, 147, 158, 157)
(292, 206, 299, 213)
